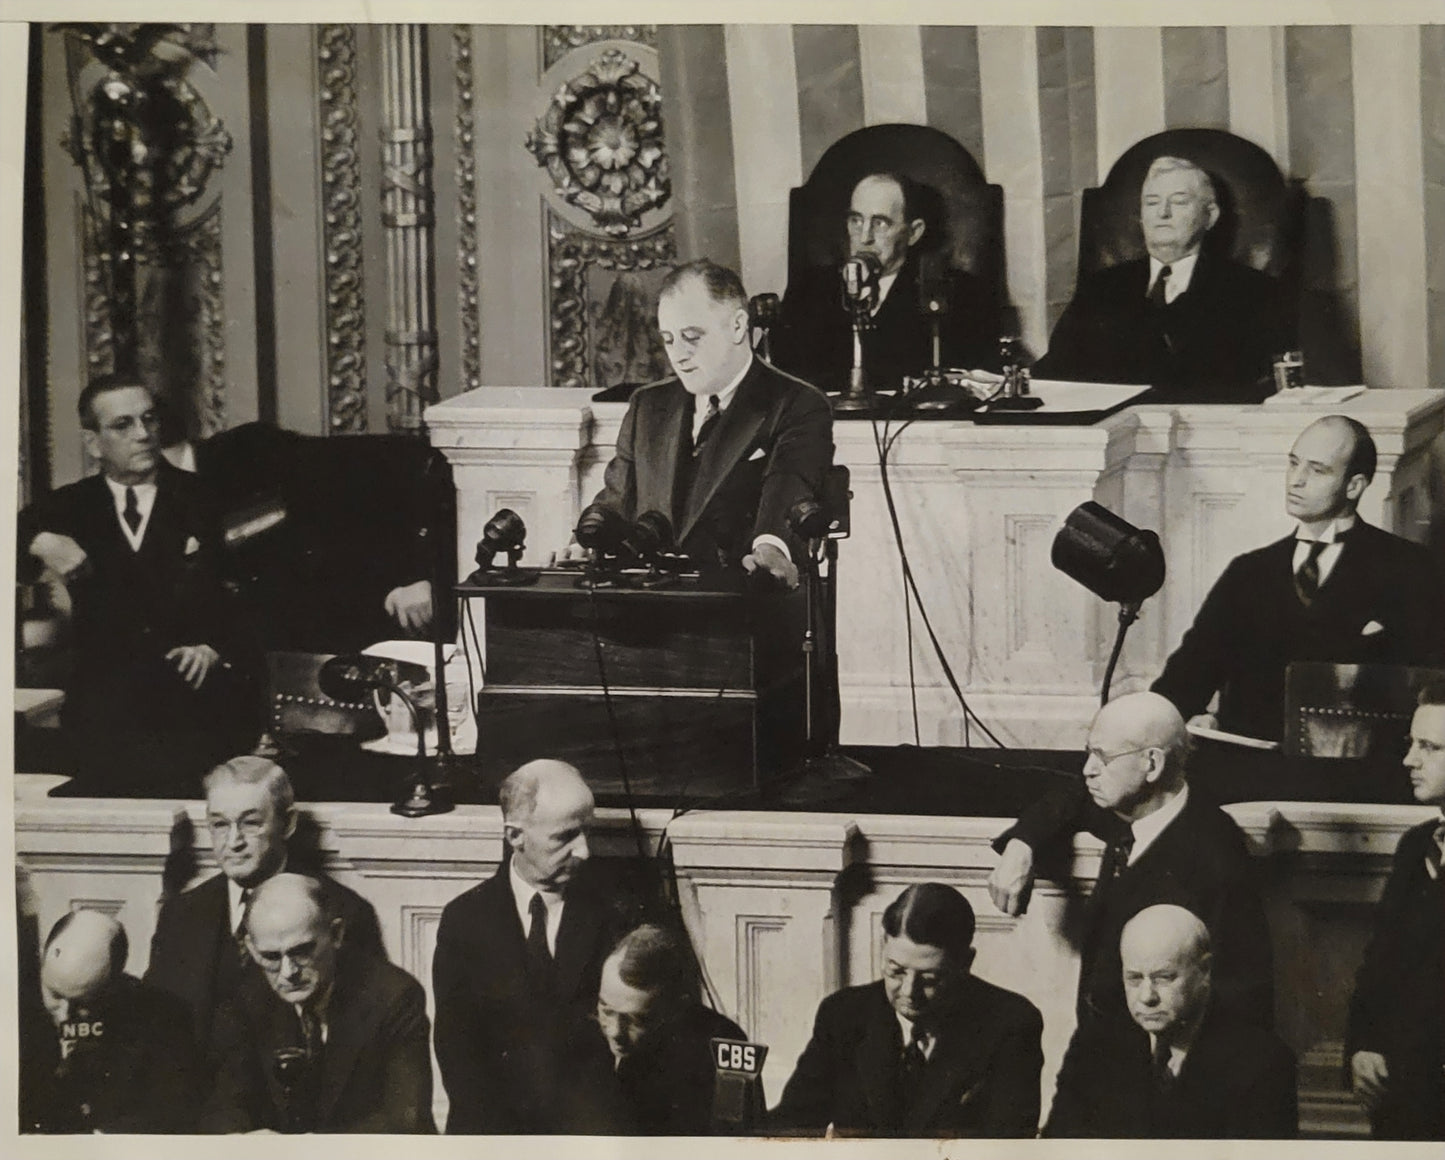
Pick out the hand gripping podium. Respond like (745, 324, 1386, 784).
(459, 572, 803, 800)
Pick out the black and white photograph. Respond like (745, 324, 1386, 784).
(6, 1, 1445, 1153)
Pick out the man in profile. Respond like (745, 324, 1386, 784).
(988, 691, 1273, 1029)
(433, 758, 625, 1134)
(579, 923, 748, 1135)
(1346, 682, 1445, 1140)
(775, 172, 998, 393)
(145, 755, 383, 1049)
(1033, 155, 1287, 399)
(18, 375, 257, 786)
(579, 258, 833, 589)
(772, 882, 1043, 1138)
(1152, 415, 1445, 742)
(202, 874, 434, 1133)
(1044, 904, 1297, 1138)
(21, 910, 199, 1133)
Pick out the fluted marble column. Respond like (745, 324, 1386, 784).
(379, 25, 439, 433)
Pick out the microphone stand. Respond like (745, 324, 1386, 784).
(771, 535, 870, 805)
(834, 270, 876, 415)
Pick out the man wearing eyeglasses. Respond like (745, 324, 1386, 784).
(18, 375, 257, 788)
(145, 756, 383, 1053)
(986, 691, 1273, 1031)
(201, 874, 434, 1133)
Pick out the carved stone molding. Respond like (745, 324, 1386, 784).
(452, 25, 480, 394)
(545, 210, 675, 389)
(542, 25, 656, 72)
(80, 205, 117, 381)
(193, 207, 227, 436)
(317, 24, 368, 433)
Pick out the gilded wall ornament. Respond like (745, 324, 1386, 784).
(526, 47, 670, 238)
(541, 25, 656, 71)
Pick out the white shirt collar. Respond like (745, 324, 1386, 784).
(691, 355, 754, 434)
(228, 859, 286, 932)
(1127, 784, 1189, 864)
(103, 475, 158, 550)
(894, 1012, 936, 1060)
(1294, 512, 1357, 544)
(1148, 252, 1199, 303)
(508, 856, 564, 955)
(1292, 513, 1356, 587)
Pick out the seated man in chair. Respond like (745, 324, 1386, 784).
(1033, 155, 1288, 400)
(775, 172, 998, 393)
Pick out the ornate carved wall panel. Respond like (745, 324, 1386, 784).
(451, 25, 481, 394)
(317, 23, 368, 432)
(527, 31, 675, 390)
(58, 23, 235, 442)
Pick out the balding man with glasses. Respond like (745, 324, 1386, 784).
(986, 691, 1273, 1031)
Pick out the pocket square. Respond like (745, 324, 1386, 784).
(1360, 620, 1385, 636)
(747, 447, 766, 462)
(184, 536, 201, 556)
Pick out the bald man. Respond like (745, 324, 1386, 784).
(202, 874, 434, 1133)
(1045, 905, 1297, 1138)
(988, 692, 1272, 1029)
(1033, 155, 1288, 400)
(775, 172, 999, 393)
(433, 759, 628, 1133)
(1153, 416, 1445, 743)
(21, 910, 199, 1133)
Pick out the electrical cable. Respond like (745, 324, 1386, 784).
(869, 412, 1006, 749)
(585, 584, 649, 864)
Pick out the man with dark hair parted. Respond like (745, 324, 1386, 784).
(774, 171, 999, 393)
(772, 882, 1043, 1138)
(18, 375, 258, 787)
(1152, 414, 1445, 743)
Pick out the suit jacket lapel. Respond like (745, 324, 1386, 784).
(679, 360, 770, 544)
(856, 987, 903, 1130)
(554, 889, 603, 1001)
(639, 383, 691, 529)
(313, 958, 370, 1124)
(902, 983, 989, 1132)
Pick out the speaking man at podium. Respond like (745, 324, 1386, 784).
(575, 258, 833, 589)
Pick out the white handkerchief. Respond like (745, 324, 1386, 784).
(1361, 620, 1385, 636)
(747, 447, 766, 461)
(184, 536, 201, 556)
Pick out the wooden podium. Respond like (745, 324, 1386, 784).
(460, 571, 802, 800)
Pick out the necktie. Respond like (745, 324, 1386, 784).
(298, 1005, 323, 1061)
(895, 1027, 930, 1120)
(1151, 1038, 1177, 1093)
(1095, 827, 1135, 901)
(1147, 265, 1172, 308)
(234, 888, 253, 967)
(1425, 821, 1445, 882)
(526, 892, 554, 991)
(122, 486, 141, 534)
(693, 395, 721, 457)
(1294, 539, 1329, 605)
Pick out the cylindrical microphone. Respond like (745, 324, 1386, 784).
(1051, 502, 1166, 607)
(840, 253, 881, 308)
(317, 654, 393, 701)
(748, 293, 780, 331)
(787, 496, 831, 542)
(574, 502, 629, 555)
(475, 508, 526, 570)
(625, 510, 674, 562)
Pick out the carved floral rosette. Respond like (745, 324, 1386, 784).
(527, 46, 670, 239)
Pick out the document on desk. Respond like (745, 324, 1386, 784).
(1186, 721, 1281, 751)
(972, 380, 1151, 425)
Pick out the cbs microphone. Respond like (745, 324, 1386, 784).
(711, 1037, 768, 1133)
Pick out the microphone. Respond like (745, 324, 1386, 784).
(624, 509, 674, 563)
(574, 503, 630, 556)
(468, 507, 537, 585)
(840, 253, 881, 309)
(787, 496, 831, 543)
(748, 293, 780, 331)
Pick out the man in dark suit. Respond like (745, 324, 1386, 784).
(774, 172, 999, 394)
(1346, 683, 1445, 1140)
(145, 756, 384, 1051)
(433, 759, 625, 1134)
(576, 258, 833, 589)
(988, 692, 1273, 1029)
(201, 874, 434, 1133)
(21, 909, 200, 1133)
(576, 922, 749, 1135)
(1152, 416, 1445, 743)
(1033, 155, 1287, 400)
(772, 883, 1043, 1138)
(19, 375, 258, 788)
(1045, 904, 1297, 1138)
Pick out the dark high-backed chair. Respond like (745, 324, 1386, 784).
(786, 124, 1005, 302)
(1077, 128, 1305, 289)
